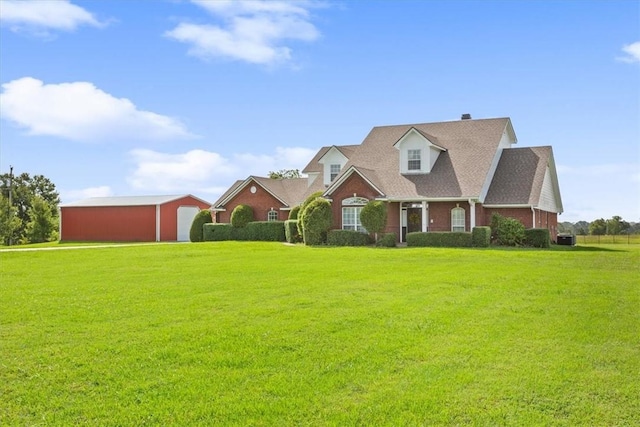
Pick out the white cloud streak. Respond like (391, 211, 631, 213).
(127, 146, 317, 195)
(0, 77, 194, 142)
(0, 0, 105, 36)
(617, 41, 640, 63)
(166, 0, 321, 65)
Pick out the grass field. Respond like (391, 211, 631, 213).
(1, 242, 638, 425)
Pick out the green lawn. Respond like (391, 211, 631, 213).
(1, 243, 638, 425)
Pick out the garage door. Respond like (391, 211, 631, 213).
(177, 206, 201, 241)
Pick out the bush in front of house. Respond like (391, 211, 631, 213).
(189, 209, 212, 242)
(288, 205, 300, 220)
(301, 197, 332, 245)
(244, 221, 286, 242)
(297, 190, 324, 237)
(406, 231, 473, 247)
(203, 223, 232, 241)
(472, 226, 491, 247)
(231, 204, 253, 228)
(376, 233, 397, 248)
(524, 228, 551, 248)
(284, 220, 301, 243)
(327, 230, 372, 246)
(360, 200, 387, 242)
(491, 213, 525, 246)
(203, 222, 285, 242)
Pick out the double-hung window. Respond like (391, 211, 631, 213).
(330, 164, 341, 181)
(408, 149, 421, 171)
(451, 207, 465, 232)
(342, 197, 368, 233)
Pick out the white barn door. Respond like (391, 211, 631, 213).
(177, 206, 201, 242)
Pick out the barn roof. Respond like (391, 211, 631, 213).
(61, 194, 211, 207)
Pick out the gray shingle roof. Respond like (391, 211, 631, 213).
(327, 117, 512, 199)
(484, 146, 552, 205)
(302, 145, 359, 173)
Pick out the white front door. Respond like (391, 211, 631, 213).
(177, 206, 200, 241)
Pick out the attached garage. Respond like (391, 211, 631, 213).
(60, 195, 211, 242)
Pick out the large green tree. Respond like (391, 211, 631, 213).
(0, 172, 60, 244)
(0, 194, 20, 244)
(24, 196, 58, 243)
(589, 218, 607, 236)
(606, 216, 630, 235)
(269, 169, 301, 179)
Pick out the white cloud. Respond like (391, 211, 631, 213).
(127, 146, 317, 195)
(62, 186, 113, 203)
(617, 41, 640, 63)
(166, 0, 321, 65)
(0, 77, 194, 142)
(0, 0, 105, 36)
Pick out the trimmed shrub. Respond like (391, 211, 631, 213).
(231, 204, 253, 228)
(524, 228, 551, 248)
(289, 205, 301, 220)
(189, 209, 212, 242)
(376, 233, 397, 248)
(203, 223, 232, 241)
(244, 221, 286, 242)
(472, 226, 491, 247)
(327, 230, 371, 246)
(302, 197, 332, 245)
(284, 220, 302, 243)
(360, 201, 387, 241)
(406, 232, 472, 247)
(297, 190, 324, 236)
(491, 213, 525, 246)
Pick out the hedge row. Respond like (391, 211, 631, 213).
(376, 233, 397, 248)
(472, 226, 491, 247)
(407, 231, 473, 247)
(203, 221, 285, 242)
(327, 230, 372, 246)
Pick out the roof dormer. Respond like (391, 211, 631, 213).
(393, 127, 446, 174)
(318, 145, 349, 186)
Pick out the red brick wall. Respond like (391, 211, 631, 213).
(217, 182, 286, 223)
(329, 173, 382, 230)
(480, 207, 558, 240)
(385, 202, 401, 238)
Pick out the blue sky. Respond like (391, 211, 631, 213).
(1, 0, 638, 223)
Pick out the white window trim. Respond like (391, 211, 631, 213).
(342, 197, 368, 233)
(451, 207, 465, 232)
(330, 164, 341, 181)
(267, 209, 278, 222)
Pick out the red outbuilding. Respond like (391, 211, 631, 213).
(60, 195, 211, 242)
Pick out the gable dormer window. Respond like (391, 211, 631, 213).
(408, 149, 421, 171)
(330, 164, 340, 181)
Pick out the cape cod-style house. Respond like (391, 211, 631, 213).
(212, 116, 563, 242)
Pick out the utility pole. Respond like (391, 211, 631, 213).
(8, 165, 13, 246)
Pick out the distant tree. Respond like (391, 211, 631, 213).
(557, 221, 575, 234)
(24, 196, 58, 243)
(607, 216, 630, 235)
(269, 169, 301, 179)
(574, 221, 590, 235)
(0, 172, 60, 244)
(589, 218, 607, 235)
(627, 222, 640, 235)
(0, 194, 20, 245)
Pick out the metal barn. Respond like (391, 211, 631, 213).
(60, 195, 211, 242)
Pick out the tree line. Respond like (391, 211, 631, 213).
(0, 171, 60, 245)
(558, 216, 639, 236)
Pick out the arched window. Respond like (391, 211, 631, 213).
(342, 197, 368, 232)
(451, 206, 465, 232)
(267, 209, 278, 222)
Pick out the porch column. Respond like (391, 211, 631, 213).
(469, 199, 476, 229)
(421, 201, 428, 232)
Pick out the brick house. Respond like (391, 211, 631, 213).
(212, 116, 563, 242)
